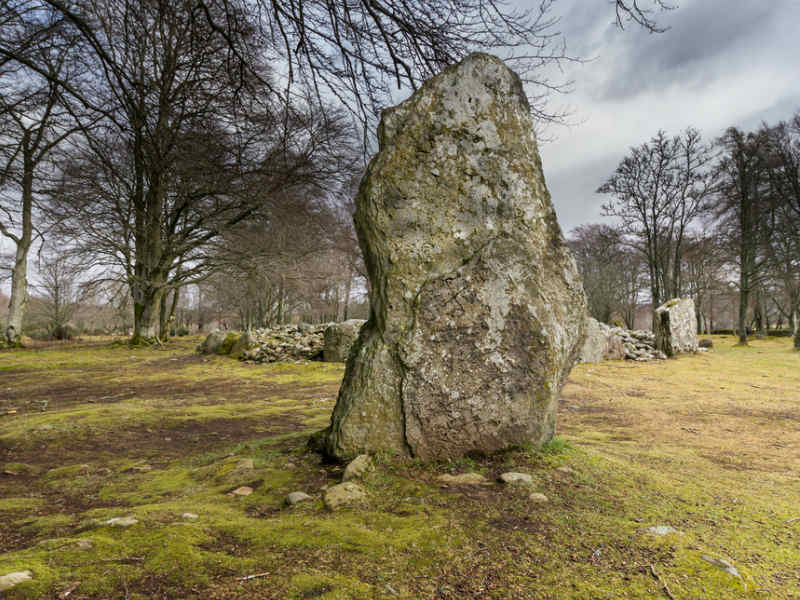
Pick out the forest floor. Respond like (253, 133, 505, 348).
(0, 335, 798, 599)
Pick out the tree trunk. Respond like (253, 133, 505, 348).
(5, 133, 34, 346)
(132, 284, 164, 343)
(738, 282, 749, 345)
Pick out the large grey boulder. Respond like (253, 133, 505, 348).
(321, 53, 587, 461)
(654, 298, 698, 357)
(323, 319, 366, 362)
(197, 330, 227, 354)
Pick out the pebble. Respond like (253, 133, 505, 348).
(104, 516, 139, 527)
(182, 512, 199, 520)
(529, 493, 549, 503)
(701, 555, 741, 579)
(646, 525, 682, 536)
(286, 491, 313, 505)
(498, 472, 533, 486)
(343, 454, 374, 482)
(323, 482, 367, 510)
(229, 486, 253, 496)
(0, 571, 32, 592)
(436, 472, 489, 485)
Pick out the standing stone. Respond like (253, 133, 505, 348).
(323, 320, 367, 362)
(579, 317, 606, 363)
(580, 318, 628, 363)
(654, 298, 698, 357)
(197, 330, 226, 354)
(321, 53, 587, 461)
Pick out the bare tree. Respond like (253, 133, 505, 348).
(763, 113, 800, 348)
(0, 8, 81, 344)
(598, 128, 716, 315)
(568, 223, 644, 327)
(33, 250, 78, 338)
(713, 127, 775, 345)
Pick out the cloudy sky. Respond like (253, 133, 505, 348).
(530, 0, 800, 234)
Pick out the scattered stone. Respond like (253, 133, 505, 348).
(286, 491, 313, 505)
(646, 525, 682, 536)
(701, 555, 741, 579)
(578, 318, 666, 363)
(437, 473, 489, 486)
(182, 513, 199, 521)
(342, 454, 374, 482)
(323, 320, 366, 363)
(655, 298, 699, 357)
(323, 482, 367, 510)
(104, 516, 139, 527)
(0, 571, 32, 592)
(229, 486, 253, 497)
(322, 53, 588, 461)
(699, 338, 713, 348)
(75, 539, 93, 550)
(236, 458, 255, 470)
(498, 472, 533, 486)
(529, 493, 549, 503)
(126, 464, 152, 473)
(555, 467, 576, 475)
(240, 324, 328, 363)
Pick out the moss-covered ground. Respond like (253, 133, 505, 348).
(0, 335, 798, 598)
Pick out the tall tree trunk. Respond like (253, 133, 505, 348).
(5, 133, 34, 346)
(793, 307, 799, 350)
(738, 277, 749, 345)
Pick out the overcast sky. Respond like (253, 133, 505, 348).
(532, 0, 800, 234)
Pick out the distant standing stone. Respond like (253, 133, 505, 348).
(654, 298, 698, 357)
(323, 320, 366, 363)
(322, 53, 587, 461)
(342, 454, 374, 482)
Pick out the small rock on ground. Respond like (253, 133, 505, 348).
(0, 571, 33, 591)
(182, 513, 199, 521)
(229, 486, 253, 496)
(437, 472, 489, 485)
(529, 493, 549, 503)
(323, 482, 367, 510)
(701, 555, 741, 579)
(75, 539, 93, 550)
(555, 467, 576, 475)
(343, 454, 374, 482)
(646, 525, 682, 536)
(286, 491, 313, 505)
(499, 472, 533, 486)
(104, 516, 138, 527)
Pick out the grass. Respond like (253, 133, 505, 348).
(0, 335, 798, 598)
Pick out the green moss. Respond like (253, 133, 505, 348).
(217, 333, 241, 355)
(0, 497, 44, 511)
(287, 573, 372, 599)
